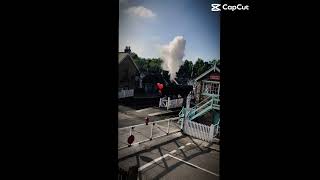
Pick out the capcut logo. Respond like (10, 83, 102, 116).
(211, 3, 249, 12)
(211, 4, 221, 11)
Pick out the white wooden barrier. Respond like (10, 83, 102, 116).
(183, 120, 219, 142)
(118, 89, 134, 99)
(118, 117, 180, 150)
(159, 97, 184, 110)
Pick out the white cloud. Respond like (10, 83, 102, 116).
(126, 6, 156, 18)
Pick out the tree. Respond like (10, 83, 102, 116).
(177, 60, 193, 80)
(209, 59, 220, 68)
(191, 58, 215, 78)
(203, 61, 211, 72)
(130, 52, 138, 59)
(132, 53, 163, 73)
(130, 51, 219, 80)
(192, 58, 205, 78)
(216, 59, 220, 68)
(184, 60, 193, 77)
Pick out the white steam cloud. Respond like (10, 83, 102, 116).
(160, 36, 186, 81)
(126, 6, 156, 18)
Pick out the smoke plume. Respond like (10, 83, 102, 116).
(160, 36, 186, 81)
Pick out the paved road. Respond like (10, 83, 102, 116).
(118, 102, 219, 179)
(118, 134, 219, 180)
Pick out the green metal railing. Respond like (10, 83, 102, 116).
(179, 94, 220, 124)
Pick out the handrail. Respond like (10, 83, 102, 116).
(193, 95, 212, 109)
(179, 107, 185, 117)
(179, 93, 220, 123)
(212, 118, 220, 126)
(194, 99, 212, 113)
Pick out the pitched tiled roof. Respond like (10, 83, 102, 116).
(118, 52, 128, 64)
(118, 52, 140, 73)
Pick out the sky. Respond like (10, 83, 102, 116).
(119, 0, 220, 63)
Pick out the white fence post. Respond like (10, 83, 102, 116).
(180, 114, 185, 130)
(216, 124, 220, 136)
(129, 127, 133, 136)
(184, 121, 215, 142)
(200, 124, 205, 141)
(186, 93, 191, 109)
(160, 98, 183, 110)
(182, 119, 187, 133)
(118, 89, 134, 99)
(209, 124, 214, 142)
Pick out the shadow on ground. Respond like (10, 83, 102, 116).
(119, 134, 217, 180)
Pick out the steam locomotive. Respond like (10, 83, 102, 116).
(142, 71, 193, 98)
(159, 83, 193, 98)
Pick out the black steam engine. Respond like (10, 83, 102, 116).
(142, 71, 193, 99)
(159, 83, 193, 98)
